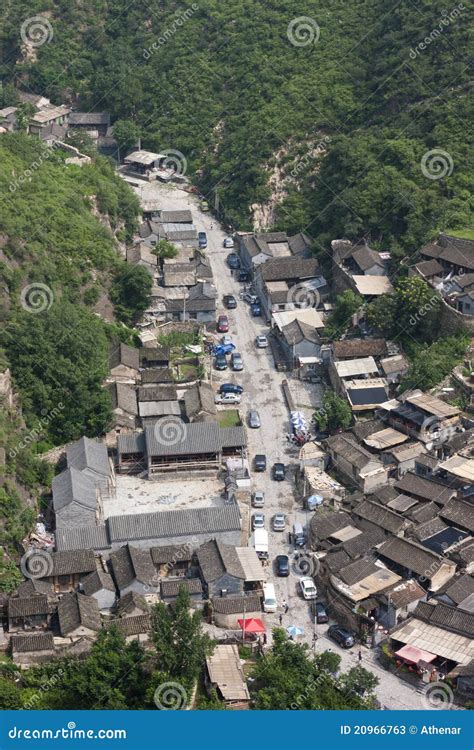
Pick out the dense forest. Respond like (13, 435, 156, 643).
(1, 0, 473, 253)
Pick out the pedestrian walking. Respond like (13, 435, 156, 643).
(210, 222, 214, 229)
(279, 613, 283, 626)
(284, 603, 289, 614)
(358, 648, 362, 663)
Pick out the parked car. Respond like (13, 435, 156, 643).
(231, 352, 243, 371)
(252, 491, 265, 508)
(272, 513, 286, 532)
(327, 624, 355, 649)
(227, 253, 240, 269)
(200, 199, 209, 212)
(275, 555, 290, 577)
(255, 334, 269, 348)
(252, 513, 265, 530)
(242, 291, 258, 304)
(223, 236, 235, 248)
(219, 383, 243, 395)
(250, 302, 262, 317)
(221, 334, 233, 345)
(223, 294, 237, 309)
(216, 314, 229, 332)
(238, 270, 250, 283)
(254, 454, 267, 472)
(198, 231, 207, 249)
(248, 410, 261, 428)
(214, 354, 228, 370)
(299, 576, 317, 600)
(315, 602, 329, 624)
(272, 462, 286, 481)
(215, 392, 241, 405)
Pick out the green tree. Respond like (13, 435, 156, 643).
(324, 291, 363, 339)
(366, 277, 441, 342)
(0, 676, 21, 709)
(110, 265, 152, 325)
(151, 239, 178, 260)
(113, 119, 141, 158)
(401, 333, 469, 392)
(339, 665, 379, 701)
(314, 391, 352, 433)
(150, 587, 214, 687)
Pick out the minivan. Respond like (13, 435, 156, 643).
(198, 231, 207, 249)
(263, 582, 277, 613)
(254, 454, 267, 472)
(293, 522, 305, 547)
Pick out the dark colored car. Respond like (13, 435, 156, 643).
(227, 253, 240, 270)
(223, 294, 237, 309)
(214, 354, 227, 370)
(250, 302, 261, 316)
(238, 269, 250, 282)
(198, 231, 207, 249)
(254, 454, 267, 472)
(272, 462, 286, 481)
(327, 624, 355, 649)
(219, 383, 243, 395)
(275, 555, 290, 577)
(315, 602, 329, 624)
(216, 314, 229, 333)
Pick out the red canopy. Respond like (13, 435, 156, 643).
(395, 645, 436, 665)
(237, 618, 266, 633)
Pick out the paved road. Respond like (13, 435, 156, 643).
(134, 181, 436, 710)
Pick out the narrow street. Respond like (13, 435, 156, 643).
(134, 181, 437, 710)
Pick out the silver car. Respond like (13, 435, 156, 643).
(252, 491, 265, 508)
(231, 352, 243, 371)
(272, 513, 286, 532)
(248, 410, 261, 428)
(255, 334, 269, 348)
(252, 513, 265, 530)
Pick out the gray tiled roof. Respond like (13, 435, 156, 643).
(310, 511, 354, 542)
(260, 256, 319, 282)
(81, 567, 116, 595)
(55, 525, 111, 552)
(117, 431, 146, 455)
(333, 339, 387, 359)
(438, 574, 474, 606)
(414, 600, 474, 638)
(150, 545, 193, 564)
(211, 594, 261, 615)
(196, 540, 244, 583)
(281, 320, 320, 345)
(107, 614, 151, 636)
(352, 500, 407, 534)
(16, 579, 54, 597)
(138, 385, 178, 402)
(378, 536, 454, 577)
(51, 550, 97, 577)
(395, 473, 456, 506)
(66, 437, 110, 478)
(52, 467, 97, 513)
(108, 505, 241, 544)
(116, 591, 149, 616)
(8, 595, 49, 618)
(107, 382, 138, 415)
(184, 383, 216, 419)
(109, 342, 140, 371)
(69, 112, 110, 126)
(440, 499, 474, 533)
(110, 545, 156, 590)
(58, 592, 101, 636)
(144, 422, 245, 457)
(161, 578, 203, 598)
(141, 368, 174, 384)
(11, 633, 55, 653)
(338, 557, 380, 586)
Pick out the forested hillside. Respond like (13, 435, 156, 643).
(0, 134, 143, 446)
(2, 0, 473, 253)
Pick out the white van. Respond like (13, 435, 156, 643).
(252, 528, 269, 559)
(263, 582, 277, 613)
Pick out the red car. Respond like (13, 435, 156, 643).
(217, 314, 229, 333)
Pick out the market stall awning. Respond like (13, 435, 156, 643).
(395, 645, 437, 665)
(237, 618, 266, 633)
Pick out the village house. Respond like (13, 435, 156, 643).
(195, 540, 263, 599)
(324, 434, 389, 492)
(0, 106, 18, 133)
(377, 390, 462, 448)
(124, 150, 168, 178)
(394, 472, 457, 507)
(210, 593, 262, 629)
(58, 592, 101, 639)
(253, 256, 326, 319)
(328, 356, 389, 412)
(380, 441, 427, 480)
(279, 320, 322, 368)
(434, 573, 474, 611)
(377, 536, 456, 591)
(409, 258, 444, 283)
(331, 339, 388, 361)
(68, 112, 110, 137)
(379, 354, 410, 385)
(66, 436, 115, 498)
(184, 383, 217, 422)
(10, 633, 56, 667)
(419, 232, 474, 277)
(81, 566, 116, 611)
(44, 550, 97, 594)
(108, 343, 140, 384)
(438, 454, 474, 489)
(127, 242, 158, 271)
(28, 104, 70, 135)
(309, 510, 365, 552)
(351, 499, 412, 538)
(8, 595, 51, 632)
(150, 545, 193, 578)
(109, 544, 159, 596)
(375, 579, 426, 629)
(106, 382, 138, 436)
(236, 231, 290, 269)
(160, 578, 203, 603)
(52, 467, 100, 529)
(106, 614, 151, 644)
(116, 591, 150, 618)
